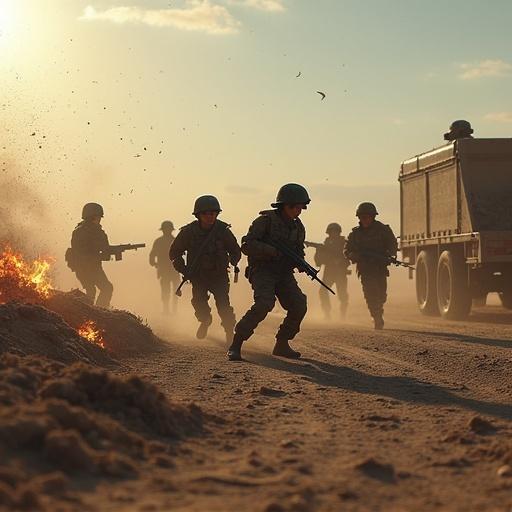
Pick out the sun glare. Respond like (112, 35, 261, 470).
(0, 0, 15, 34)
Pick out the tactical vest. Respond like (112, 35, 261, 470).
(184, 220, 230, 273)
(259, 210, 305, 252)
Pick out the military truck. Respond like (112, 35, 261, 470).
(399, 121, 512, 319)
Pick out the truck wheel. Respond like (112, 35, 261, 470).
(436, 250, 471, 320)
(499, 290, 512, 309)
(415, 250, 439, 315)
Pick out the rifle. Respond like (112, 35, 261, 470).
(233, 266, 240, 283)
(360, 249, 415, 270)
(103, 243, 146, 261)
(266, 239, 336, 295)
(175, 223, 220, 297)
(304, 241, 323, 249)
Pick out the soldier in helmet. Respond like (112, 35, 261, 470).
(444, 120, 474, 141)
(314, 222, 350, 319)
(227, 183, 310, 361)
(344, 203, 397, 329)
(149, 220, 180, 315)
(169, 195, 241, 342)
(68, 203, 114, 308)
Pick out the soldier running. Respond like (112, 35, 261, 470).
(169, 195, 241, 343)
(344, 202, 398, 329)
(227, 184, 310, 361)
(67, 203, 114, 308)
(149, 221, 180, 315)
(310, 222, 350, 319)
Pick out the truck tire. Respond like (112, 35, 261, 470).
(499, 290, 512, 309)
(436, 250, 471, 320)
(415, 250, 439, 315)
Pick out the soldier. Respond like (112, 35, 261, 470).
(169, 195, 241, 342)
(444, 120, 474, 141)
(149, 221, 180, 315)
(68, 203, 114, 308)
(227, 183, 310, 362)
(344, 202, 397, 330)
(312, 222, 350, 319)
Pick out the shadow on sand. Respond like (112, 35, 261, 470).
(247, 352, 512, 421)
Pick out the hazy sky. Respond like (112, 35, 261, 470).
(2, 0, 512, 274)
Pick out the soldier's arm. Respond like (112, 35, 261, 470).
(385, 226, 398, 257)
(241, 216, 278, 259)
(149, 240, 158, 266)
(344, 233, 360, 262)
(168, 231, 187, 274)
(224, 228, 242, 266)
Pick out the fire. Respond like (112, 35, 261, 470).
(0, 246, 53, 304)
(78, 320, 106, 349)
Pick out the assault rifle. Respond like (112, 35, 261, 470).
(102, 243, 146, 261)
(266, 239, 335, 295)
(360, 249, 414, 270)
(304, 241, 323, 249)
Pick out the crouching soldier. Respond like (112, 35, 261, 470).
(169, 195, 241, 343)
(227, 184, 310, 361)
(344, 202, 397, 329)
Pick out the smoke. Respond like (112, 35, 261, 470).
(0, 161, 50, 255)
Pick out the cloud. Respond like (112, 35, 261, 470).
(80, 1, 241, 35)
(484, 112, 512, 123)
(228, 0, 286, 12)
(459, 59, 512, 80)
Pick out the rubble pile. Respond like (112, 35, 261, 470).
(0, 354, 203, 510)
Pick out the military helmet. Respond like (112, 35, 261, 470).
(271, 183, 311, 208)
(193, 195, 221, 215)
(160, 220, 174, 231)
(444, 119, 474, 141)
(326, 222, 342, 234)
(82, 202, 104, 219)
(356, 202, 378, 217)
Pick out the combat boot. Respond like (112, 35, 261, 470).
(272, 339, 301, 359)
(227, 333, 244, 361)
(374, 316, 384, 330)
(196, 322, 210, 339)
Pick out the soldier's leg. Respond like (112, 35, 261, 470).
(360, 272, 384, 329)
(337, 274, 349, 318)
(191, 280, 212, 338)
(319, 272, 333, 319)
(160, 276, 171, 314)
(76, 271, 97, 304)
(228, 271, 276, 360)
(95, 268, 114, 308)
(210, 275, 236, 342)
(274, 274, 307, 358)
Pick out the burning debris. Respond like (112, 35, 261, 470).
(0, 246, 53, 304)
(77, 320, 106, 349)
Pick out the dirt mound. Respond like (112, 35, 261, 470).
(47, 290, 163, 357)
(0, 302, 112, 366)
(0, 353, 203, 510)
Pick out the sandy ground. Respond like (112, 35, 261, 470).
(77, 292, 512, 512)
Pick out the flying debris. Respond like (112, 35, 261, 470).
(296, 72, 302, 78)
(316, 91, 326, 100)
(133, 154, 142, 158)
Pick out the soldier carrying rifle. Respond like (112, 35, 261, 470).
(65, 203, 145, 308)
(305, 222, 350, 319)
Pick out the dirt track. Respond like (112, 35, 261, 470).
(79, 297, 512, 512)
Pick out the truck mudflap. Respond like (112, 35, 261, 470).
(480, 231, 512, 262)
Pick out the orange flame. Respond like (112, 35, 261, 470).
(0, 246, 53, 304)
(78, 320, 106, 349)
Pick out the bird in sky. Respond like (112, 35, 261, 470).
(316, 91, 326, 100)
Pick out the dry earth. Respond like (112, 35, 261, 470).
(96, 299, 512, 512)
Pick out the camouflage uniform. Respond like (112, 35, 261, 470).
(150, 233, 180, 313)
(315, 234, 350, 317)
(234, 210, 307, 344)
(344, 220, 397, 325)
(71, 221, 113, 308)
(169, 220, 241, 335)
